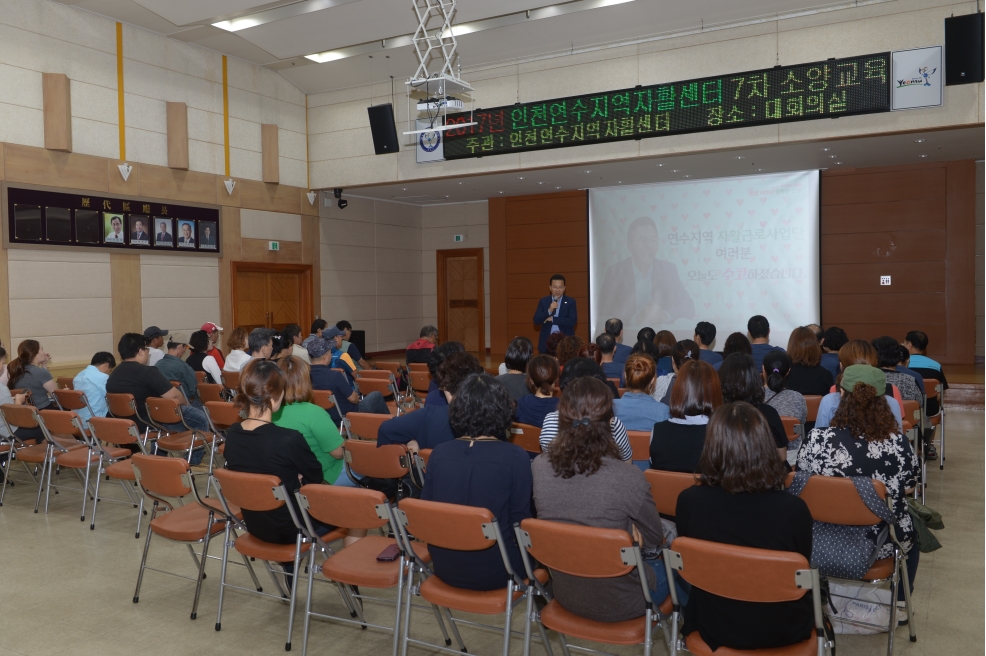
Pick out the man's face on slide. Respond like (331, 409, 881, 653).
(627, 222, 660, 266)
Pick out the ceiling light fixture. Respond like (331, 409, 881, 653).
(919, 154, 928, 158)
(828, 155, 837, 159)
(821, 148, 830, 151)
(518, 176, 525, 180)
(683, 175, 691, 178)
(736, 156, 745, 159)
(555, 186, 562, 189)
(216, 0, 359, 33)
(914, 138, 927, 143)
(834, 161, 843, 165)
(656, 163, 663, 167)
(671, 169, 679, 173)
(585, 170, 592, 173)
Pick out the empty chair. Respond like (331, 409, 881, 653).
(221, 370, 240, 391)
(396, 498, 551, 656)
(342, 440, 409, 494)
(195, 371, 208, 384)
(145, 397, 211, 464)
(87, 416, 147, 536)
(131, 454, 237, 619)
(663, 537, 830, 656)
(627, 429, 651, 467)
(356, 369, 394, 380)
(51, 388, 97, 425)
(0, 403, 82, 511)
(295, 484, 427, 656)
(106, 392, 156, 444)
(374, 361, 403, 378)
(343, 412, 392, 441)
(37, 408, 108, 519)
(198, 383, 224, 404)
(780, 416, 804, 443)
(408, 363, 430, 374)
(311, 389, 335, 412)
(643, 470, 699, 517)
(56, 377, 75, 390)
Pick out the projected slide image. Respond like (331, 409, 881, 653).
(589, 171, 819, 347)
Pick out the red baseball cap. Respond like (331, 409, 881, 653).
(201, 322, 223, 333)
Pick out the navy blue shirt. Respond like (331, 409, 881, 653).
(699, 349, 723, 366)
(377, 404, 456, 449)
(612, 343, 633, 365)
(421, 439, 532, 591)
(514, 395, 558, 428)
(750, 343, 784, 370)
(425, 382, 448, 407)
(310, 364, 354, 424)
(820, 352, 840, 379)
(601, 360, 625, 386)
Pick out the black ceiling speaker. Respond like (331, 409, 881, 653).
(367, 103, 400, 154)
(945, 13, 984, 85)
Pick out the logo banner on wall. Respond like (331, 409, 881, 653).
(415, 118, 444, 163)
(891, 46, 943, 110)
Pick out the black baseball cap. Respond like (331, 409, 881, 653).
(143, 326, 169, 340)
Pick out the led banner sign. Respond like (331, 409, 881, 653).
(442, 52, 890, 159)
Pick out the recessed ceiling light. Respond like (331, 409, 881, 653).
(757, 169, 764, 172)
(458, 182, 463, 185)
(618, 181, 623, 184)
(585, 170, 592, 173)
(683, 175, 691, 178)
(821, 148, 830, 152)
(914, 138, 926, 143)
(538, 182, 544, 185)
(656, 163, 663, 167)
(498, 191, 504, 194)
(402, 188, 407, 190)
(919, 154, 928, 158)
(736, 156, 745, 160)
(555, 186, 562, 190)
(828, 155, 837, 159)
(518, 176, 525, 180)
(671, 169, 680, 173)
(834, 161, 843, 165)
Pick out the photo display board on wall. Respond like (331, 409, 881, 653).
(442, 52, 891, 159)
(6, 187, 220, 254)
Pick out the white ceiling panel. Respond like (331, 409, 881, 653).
(131, 0, 286, 26)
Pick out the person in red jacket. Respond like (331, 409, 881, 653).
(407, 325, 439, 364)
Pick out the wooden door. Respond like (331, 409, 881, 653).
(437, 249, 484, 353)
(231, 263, 312, 332)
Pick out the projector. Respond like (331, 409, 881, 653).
(417, 97, 464, 112)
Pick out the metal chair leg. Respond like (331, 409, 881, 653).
(301, 548, 317, 656)
(502, 580, 515, 656)
(285, 534, 305, 651)
(899, 555, 917, 643)
(190, 517, 215, 620)
(216, 523, 232, 631)
(133, 506, 157, 603)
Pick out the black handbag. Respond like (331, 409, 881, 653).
(788, 471, 896, 580)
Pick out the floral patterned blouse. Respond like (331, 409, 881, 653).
(797, 426, 918, 557)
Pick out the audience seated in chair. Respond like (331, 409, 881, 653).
(718, 353, 788, 460)
(555, 335, 587, 369)
(693, 321, 722, 366)
(72, 351, 116, 426)
(896, 346, 926, 396)
(242, 328, 275, 368)
(612, 353, 669, 431)
(186, 330, 224, 385)
(336, 320, 370, 370)
(421, 372, 531, 591)
(406, 325, 439, 365)
(543, 331, 565, 358)
(815, 340, 903, 430)
(596, 333, 624, 386)
(154, 333, 202, 405)
(649, 359, 721, 473)
(654, 329, 677, 373)
(142, 326, 167, 366)
(655, 339, 701, 405)
(7, 340, 57, 410)
(819, 326, 848, 379)
(538, 358, 630, 460)
(222, 327, 251, 373)
(712, 332, 752, 372)
(0, 345, 39, 443)
(604, 318, 633, 365)
(200, 322, 225, 370)
(785, 326, 834, 396)
(308, 338, 388, 426)
(514, 354, 559, 428)
(377, 352, 484, 452)
(424, 341, 465, 407)
(495, 336, 533, 402)
(281, 324, 311, 364)
(302, 319, 327, 350)
(762, 350, 807, 462)
(676, 401, 813, 651)
(746, 315, 785, 370)
(532, 376, 677, 622)
(797, 364, 920, 603)
(873, 336, 922, 404)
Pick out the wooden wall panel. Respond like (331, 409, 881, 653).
(507, 271, 589, 300)
(241, 238, 302, 262)
(261, 124, 279, 184)
(238, 179, 301, 214)
(138, 163, 217, 205)
(218, 206, 240, 340)
(505, 221, 587, 249)
(166, 102, 189, 170)
(821, 160, 976, 364)
(301, 215, 321, 319)
(110, 253, 141, 349)
(4, 144, 107, 191)
(42, 73, 72, 152)
(488, 198, 508, 354)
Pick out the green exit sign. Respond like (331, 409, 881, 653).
(268, 241, 280, 251)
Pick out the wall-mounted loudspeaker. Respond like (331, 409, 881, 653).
(945, 13, 984, 85)
(367, 104, 400, 154)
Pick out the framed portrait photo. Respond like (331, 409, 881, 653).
(103, 212, 125, 245)
(153, 217, 174, 247)
(129, 215, 150, 246)
(199, 221, 217, 249)
(177, 220, 196, 248)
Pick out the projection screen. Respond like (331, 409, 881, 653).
(588, 171, 820, 349)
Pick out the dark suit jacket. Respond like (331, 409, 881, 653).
(598, 257, 694, 325)
(533, 295, 577, 353)
(156, 232, 172, 243)
(131, 230, 148, 241)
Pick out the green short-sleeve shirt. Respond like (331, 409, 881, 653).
(272, 402, 344, 484)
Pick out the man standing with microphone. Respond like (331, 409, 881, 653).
(533, 274, 577, 353)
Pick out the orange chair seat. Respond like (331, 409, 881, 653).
(156, 432, 207, 452)
(539, 599, 653, 645)
(53, 448, 98, 468)
(50, 435, 87, 449)
(862, 557, 895, 581)
(929, 415, 941, 426)
(419, 568, 549, 615)
(149, 498, 239, 542)
(14, 443, 50, 463)
(321, 535, 430, 588)
(902, 420, 913, 433)
(235, 532, 314, 562)
(105, 459, 136, 480)
(686, 629, 819, 656)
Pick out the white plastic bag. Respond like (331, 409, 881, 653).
(825, 581, 891, 634)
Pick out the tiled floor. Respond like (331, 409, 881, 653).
(0, 411, 981, 656)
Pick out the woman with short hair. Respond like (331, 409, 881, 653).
(186, 330, 223, 384)
(649, 360, 721, 473)
(223, 327, 251, 373)
(718, 353, 789, 460)
(814, 340, 903, 429)
(654, 330, 677, 373)
(713, 333, 752, 371)
(422, 373, 532, 591)
(222, 360, 324, 546)
(784, 326, 834, 396)
(798, 364, 919, 604)
(496, 336, 534, 401)
(532, 377, 671, 623)
(655, 339, 701, 404)
(676, 402, 813, 651)
(555, 335, 588, 368)
(613, 353, 669, 431)
(514, 354, 559, 428)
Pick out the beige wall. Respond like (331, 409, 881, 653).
(307, 0, 984, 190)
(320, 196, 423, 353)
(8, 248, 113, 363)
(140, 253, 220, 342)
(421, 202, 490, 349)
(976, 160, 984, 360)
